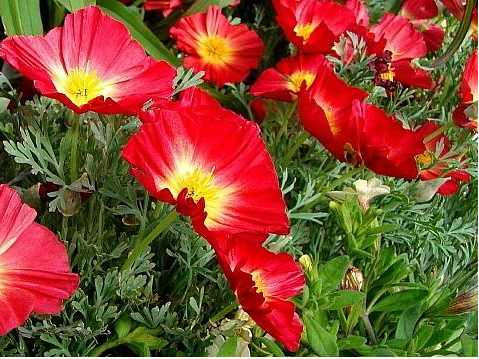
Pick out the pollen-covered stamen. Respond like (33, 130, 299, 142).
(251, 270, 267, 295)
(53, 65, 111, 107)
(294, 22, 317, 43)
(196, 36, 232, 65)
(416, 150, 434, 168)
(379, 64, 395, 82)
(287, 71, 316, 93)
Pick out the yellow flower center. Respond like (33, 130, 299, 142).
(53, 66, 111, 107)
(416, 150, 433, 167)
(161, 160, 234, 227)
(380, 65, 395, 82)
(294, 22, 317, 43)
(251, 270, 267, 295)
(286, 71, 316, 93)
(196, 35, 232, 65)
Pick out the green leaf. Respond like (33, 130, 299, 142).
(371, 289, 428, 312)
(317, 256, 349, 295)
(413, 325, 434, 351)
(256, 337, 285, 357)
(395, 306, 422, 339)
(337, 336, 368, 351)
(460, 334, 478, 357)
(217, 336, 237, 357)
(424, 328, 455, 348)
(184, 0, 236, 16)
(0, 0, 43, 35)
(54, 0, 96, 11)
(97, 0, 180, 66)
(303, 313, 339, 357)
(322, 290, 364, 310)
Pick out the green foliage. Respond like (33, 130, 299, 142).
(0, 0, 43, 35)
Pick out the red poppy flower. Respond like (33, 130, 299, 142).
(250, 98, 267, 124)
(296, 61, 367, 161)
(416, 121, 471, 195)
(212, 235, 304, 352)
(401, 0, 438, 20)
(345, 0, 370, 27)
(170, 6, 264, 86)
(0, 184, 79, 336)
(143, 0, 183, 16)
(298, 70, 426, 179)
(272, 0, 357, 53)
(122, 88, 289, 239)
(250, 54, 327, 102)
(453, 50, 478, 132)
(0, 6, 176, 115)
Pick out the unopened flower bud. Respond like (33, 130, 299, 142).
(299, 254, 313, 273)
(341, 265, 364, 291)
(446, 288, 478, 315)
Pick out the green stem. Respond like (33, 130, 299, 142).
(423, 122, 453, 143)
(90, 338, 121, 357)
(326, 165, 366, 193)
(121, 210, 179, 272)
(210, 301, 238, 323)
(361, 314, 377, 344)
(280, 131, 309, 167)
(431, 0, 475, 68)
(69, 113, 80, 182)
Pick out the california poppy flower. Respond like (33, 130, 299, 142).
(122, 88, 289, 239)
(0, 6, 176, 115)
(0, 184, 79, 336)
(143, 0, 183, 16)
(170, 6, 264, 86)
(272, 0, 357, 53)
(250, 54, 327, 102)
(453, 50, 478, 132)
(416, 121, 471, 195)
(212, 235, 304, 352)
(299, 69, 426, 179)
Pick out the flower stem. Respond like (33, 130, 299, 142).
(431, 0, 475, 68)
(210, 301, 238, 323)
(90, 338, 121, 357)
(121, 210, 179, 272)
(69, 113, 80, 182)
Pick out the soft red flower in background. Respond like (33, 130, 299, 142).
(0, 184, 79, 336)
(250, 54, 327, 102)
(453, 50, 478, 132)
(416, 121, 471, 195)
(170, 6, 263, 86)
(440, 0, 478, 40)
(369, 13, 433, 90)
(250, 98, 267, 124)
(272, 0, 357, 53)
(212, 235, 304, 352)
(122, 88, 289, 240)
(345, 0, 370, 27)
(0, 6, 176, 115)
(400, 0, 445, 53)
(143, 0, 240, 16)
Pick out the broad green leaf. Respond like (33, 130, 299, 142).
(54, 0, 96, 11)
(322, 290, 364, 310)
(424, 328, 455, 348)
(395, 306, 422, 339)
(303, 314, 339, 357)
(337, 336, 368, 351)
(371, 289, 428, 312)
(460, 334, 478, 357)
(0, 0, 43, 35)
(184, 0, 236, 16)
(217, 336, 237, 357)
(317, 256, 349, 295)
(413, 325, 434, 351)
(97, 0, 180, 66)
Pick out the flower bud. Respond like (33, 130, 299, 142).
(341, 265, 364, 291)
(299, 254, 313, 273)
(446, 288, 478, 315)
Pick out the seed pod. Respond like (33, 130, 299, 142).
(341, 265, 364, 291)
(446, 288, 478, 315)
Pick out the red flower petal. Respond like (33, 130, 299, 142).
(401, 0, 438, 20)
(0, 185, 79, 335)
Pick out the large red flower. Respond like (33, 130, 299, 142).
(0, 6, 176, 115)
(453, 50, 478, 132)
(0, 185, 79, 336)
(170, 6, 264, 86)
(122, 88, 289, 240)
(416, 121, 471, 195)
(298, 69, 426, 179)
(212, 235, 304, 352)
(250, 54, 327, 102)
(272, 0, 357, 53)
